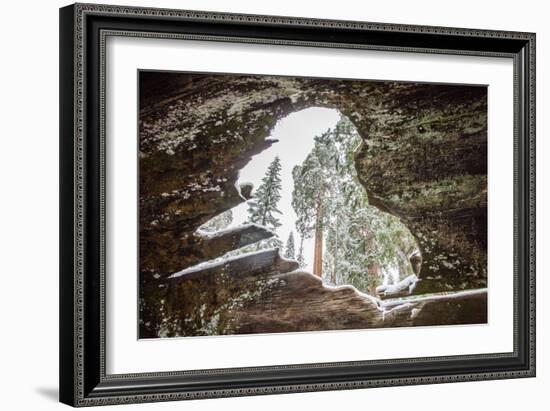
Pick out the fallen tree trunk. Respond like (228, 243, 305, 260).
(193, 224, 274, 262)
(159, 250, 487, 337)
(379, 288, 488, 326)
(376, 274, 419, 299)
(379, 288, 488, 310)
(169, 248, 298, 281)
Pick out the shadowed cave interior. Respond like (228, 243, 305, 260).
(138, 71, 488, 338)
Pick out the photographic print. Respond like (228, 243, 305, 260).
(138, 71, 488, 339)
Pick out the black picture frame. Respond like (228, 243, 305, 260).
(59, 3, 536, 407)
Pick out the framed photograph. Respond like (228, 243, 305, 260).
(59, 3, 535, 407)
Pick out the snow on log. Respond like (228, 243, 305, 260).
(162, 259, 486, 337)
(379, 288, 487, 310)
(376, 274, 419, 299)
(169, 248, 298, 281)
(379, 288, 487, 326)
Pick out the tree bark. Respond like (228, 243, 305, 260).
(331, 213, 339, 284)
(196, 224, 273, 260)
(313, 199, 323, 277)
(169, 248, 298, 281)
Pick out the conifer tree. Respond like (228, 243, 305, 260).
(292, 130, 339, 277)
(284, 231, 295, 259)
(292, 115, 418, 290)
(247, 156, 283, 249)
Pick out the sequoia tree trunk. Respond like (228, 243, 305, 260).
(313, 199, 323, 277)
(331, 213, 339, 284)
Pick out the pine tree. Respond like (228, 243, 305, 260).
(247, 156, 283, 249)
(284, 231, 295, 259)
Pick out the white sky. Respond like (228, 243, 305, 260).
(228, 107, 341, 271)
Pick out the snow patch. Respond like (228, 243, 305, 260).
(233, 170, 248, 201)
(377, 288, 488, 313)
(197, 223, 275, 240)
(289, 93, 300, 103)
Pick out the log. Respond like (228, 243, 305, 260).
(231, 272, 383, 334)
(169, 248, 298, 281)
(379, 288, 488, 310)
(379, 288, 488, 326)
(138, 73, 489, 338)
(376, 274, 419, 299)
(162, 258, 487, 337)
(195, 223, 274, 261)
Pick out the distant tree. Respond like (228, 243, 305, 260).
(294, 118, 366, 280)
(284, 232, 296, 259)
(292, 129, 340, 277)
(296, 235, 306, 268)
(199, 209, 233, 233)
(293, 115, 418, 292)
(247, 156, 283, 249)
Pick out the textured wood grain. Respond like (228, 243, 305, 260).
(138, 72, 488, 337)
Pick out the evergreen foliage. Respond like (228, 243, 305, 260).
(292, 115, 418, 293)
(246, 156, 283, 249)
(284, 231, 296, 259)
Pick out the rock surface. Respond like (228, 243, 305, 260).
(138, 72, 488, 337)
